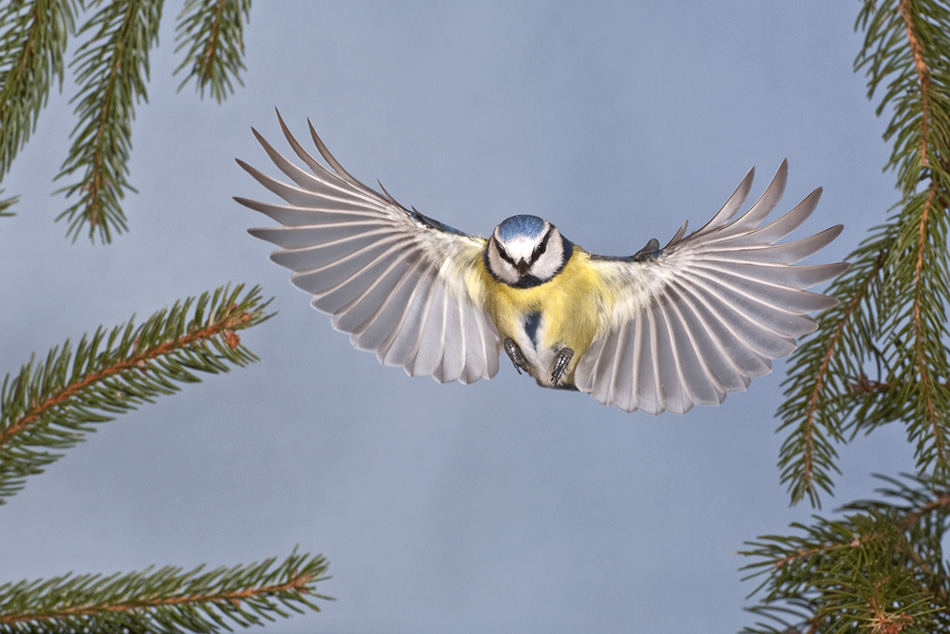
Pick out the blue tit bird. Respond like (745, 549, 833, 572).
(235, 113, 848, 414)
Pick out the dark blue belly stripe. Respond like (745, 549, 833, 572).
(523, 311, 542, 349)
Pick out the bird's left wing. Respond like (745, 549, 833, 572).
(235, 113, 501, 384)
(575, 161, 848, 414)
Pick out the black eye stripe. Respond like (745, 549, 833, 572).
(531, 228, 552, 261)
(491, 227, 553, 270)
(493, 239, 517, 266)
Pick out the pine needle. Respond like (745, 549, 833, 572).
(0, 283, 273, 504)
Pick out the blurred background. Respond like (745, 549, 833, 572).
(0, 2, 913, 632)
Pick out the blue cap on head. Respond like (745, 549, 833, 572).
(497, 215, 548, 242)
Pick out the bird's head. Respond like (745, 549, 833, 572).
(485, 215, 572, 288)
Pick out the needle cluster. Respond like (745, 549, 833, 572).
(741, 475, 950, 634)
(776, 0, 950, 507)
(0, 0, 77, 180)
(0, 283, 271, 503)
(0, 0, 251, 242)
(174, 0, 251, 102)
(743, 1, 950, 631)
(0, 286, 337, 632)
(0, 547, 331, 633)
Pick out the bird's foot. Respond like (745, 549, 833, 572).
(551, 347, 574, 386)
(504, 337, 530, 375)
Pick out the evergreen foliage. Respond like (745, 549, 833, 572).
(0, 284, 272, 505)
(742, 0, 950, 631)
(174, 0, 251, 102)
(0, 0, 251, 242)
(0, 284, 337, 631)
(54, 0, 163, 242)
(0, 547, 331, 632)
(0, 0, 78, 181)
(1, 3, 333, 630)
(0, 285, 337, 631)
(741, 475, 950, 634)
(775, 0, 950, 506)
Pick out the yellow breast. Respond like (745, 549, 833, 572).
(475, 248, 609, 385)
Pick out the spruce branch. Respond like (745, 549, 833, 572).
(775, 0, 950, 507)
(740, 474, 950, 634)
(856, 0, 950, 482)
(53, 0, 163, 243)
(0, 0, 77, 180)
(0, 547, 332, 633)
(856, 0, 950, 195)
(887, 182, 950, 478)
(174, 0, 251, 103)
(0, 283, 273, 505)
(777, 230, 892, 507)
(2, 0, 254, 239)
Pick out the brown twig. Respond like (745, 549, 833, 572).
(197, 0, 227, 85)
(899, 0, 932, 168)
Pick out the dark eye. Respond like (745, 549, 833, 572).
(532, 241, 546, 260)
(494, 240, 517, 266)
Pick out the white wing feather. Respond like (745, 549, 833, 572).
(235, 113, 501, 384)
(575, 161, 848, 414)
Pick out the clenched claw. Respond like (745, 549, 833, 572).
(551, 347, 574, 386)
(504, 337, 530, 375)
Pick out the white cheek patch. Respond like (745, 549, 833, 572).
(530, 238, 565, 280)
(487, 225, 569, 286)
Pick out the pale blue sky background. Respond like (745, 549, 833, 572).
(1, 3, 916, 632)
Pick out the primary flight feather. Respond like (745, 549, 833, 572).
(235, 112, 848, 414)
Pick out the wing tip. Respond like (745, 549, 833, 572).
(771, 159, 788, 187)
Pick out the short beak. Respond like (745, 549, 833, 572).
(517, 259, 530, 276)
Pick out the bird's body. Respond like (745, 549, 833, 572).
(477, 243, 605, 389)
(236, 113, 848, 414)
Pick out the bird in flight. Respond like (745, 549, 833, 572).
(235, 112, 847, 414)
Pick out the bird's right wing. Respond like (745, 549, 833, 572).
(235, 113, 501, 384)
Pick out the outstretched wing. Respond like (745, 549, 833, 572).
(235, 112, 501, 384)
(575, 161, 848, 414)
